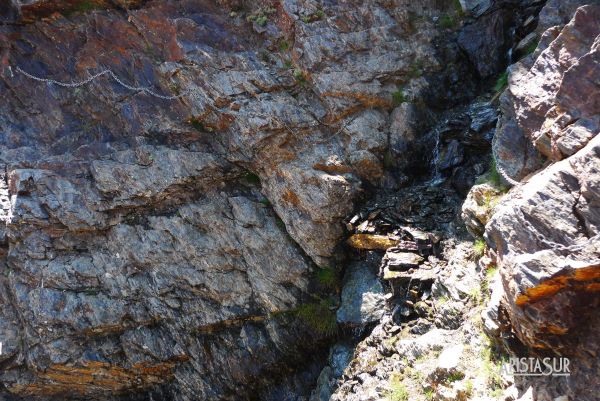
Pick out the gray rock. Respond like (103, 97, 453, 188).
(337, 263, 386, 326)
(458, 10, 511, 79)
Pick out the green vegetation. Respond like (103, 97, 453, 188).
(392, 89, 406, 106)
(246, 6, 276, 26)
(424, 388, 434, 401)
(295, 298, 338, 335)
(283, 59, 293, 69)
(522, 39, 540, 58)
(259, 197, 271, 206)
(465, 379, 474, 395)
(408, 60, 424, 79)
(66, 0, 103, 15)
(473, 238, 486, 259)
(293, 69, 307, 84)
(481, 337, 506, 393)
(315, 266, 340, 290)
(386, 374, 409, 401)
(301, 9, 326, 23)
(278, 39, 290, 52)
(242, 172, 261, 185)
(189, 117, 209, 132)
(275, 215, 286, 230)
(452, 0, 465, 14)
(489, 158, 509, 190)
(494, 71, 509, 92)
(439, 14, 458, 29)
(475, 158, 510, 192)
(445, 371, 465, 383)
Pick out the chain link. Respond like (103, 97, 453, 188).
(491, 129, 521, 187)
(15, 66, 196, 100)
(492, 132, 599, 262)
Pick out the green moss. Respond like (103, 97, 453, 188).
(295, 299, 338, 336)
(315, 266, 340, 290)
(315, 9, 326, 19)
(392, 89, 406, 106)
(386, 374, 409, 401)
(259, 197, 271, 206)
(283, 59, 293, 69)
(494, 71, 509, 92)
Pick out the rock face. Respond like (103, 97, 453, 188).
(485, 3, 600, 400)
(494, 3, 600, 180)
(0, 0, 522, 399)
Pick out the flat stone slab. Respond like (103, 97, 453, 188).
(383, 251, 424, 272)
(347, 234, 401, 250)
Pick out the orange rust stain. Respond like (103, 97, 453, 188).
(10, 358, 186, 397)
(516, 264, 600, 307)
(282, 190, 301, 207)
(347, 234, 400, 251)
(322, 91, 390, 109)
(313, 162, 353, 174)
(573, 265, 600, 281)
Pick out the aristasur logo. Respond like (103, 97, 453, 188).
(502, 357, 571, 377)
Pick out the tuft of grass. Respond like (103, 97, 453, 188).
(522, 39, 539, 57)
(293, 69, 307, 84)
(386, 374, 409, 401)
(315, 266, 339, 290)
(295, 298, 338, 336)
(278, 39, 290, 52)
(392, 89, 406, 106)
(489, 158, 506, 189)
(473, 238, 486, 259)
(446, 371, 465, 383)
(465, 379, 474, 395)
(480, 338, 506, 393)
(424, 388, 434, 401)
(494, 71, 509, 93)
(301, 9, 325, 23)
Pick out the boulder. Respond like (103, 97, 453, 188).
(488, 91, 600, 401)
(461, 183, 505, 237)
(337, 263, 386, 326)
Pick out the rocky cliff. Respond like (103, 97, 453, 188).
(0, 0, 598, 401)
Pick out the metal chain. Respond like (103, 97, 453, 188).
(492, 131, 599, 261)
(15, 66, 196, 100)
(491, 129, 520, 186)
